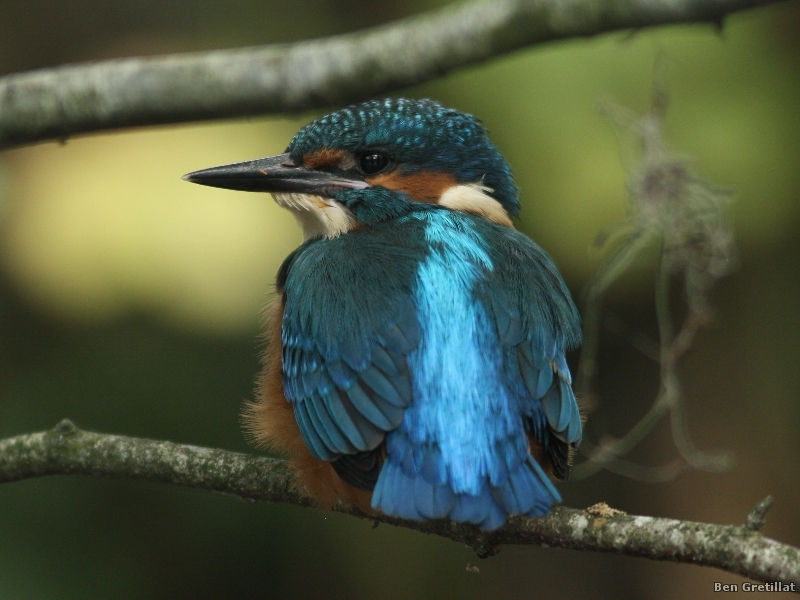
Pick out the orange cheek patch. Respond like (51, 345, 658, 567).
(303, 148, 348, 169)
(367, 170, 458, 203)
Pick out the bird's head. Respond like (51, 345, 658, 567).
(184, 98, 519, 239)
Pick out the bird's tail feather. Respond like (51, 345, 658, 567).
(371, 454, 560, 530)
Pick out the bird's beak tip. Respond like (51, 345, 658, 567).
(182, 169, 213, 184)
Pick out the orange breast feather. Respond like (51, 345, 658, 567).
(243, 296, 373, 512)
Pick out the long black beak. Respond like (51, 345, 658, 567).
(183, 152, 369, 194)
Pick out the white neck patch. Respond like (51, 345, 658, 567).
(272, 193, 357, 241)
(438, 184, 513, 228)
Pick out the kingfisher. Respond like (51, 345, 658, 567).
(184, 98, 582, 530)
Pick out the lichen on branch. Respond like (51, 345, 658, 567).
(0, 421, 798, 586)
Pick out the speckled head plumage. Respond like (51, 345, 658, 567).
(285, 98, 519, 217)
(184, 99, 520, 238)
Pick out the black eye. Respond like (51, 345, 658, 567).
(359, 152, 389, 175)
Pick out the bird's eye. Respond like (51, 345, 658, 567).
(358, 152, 389, 175)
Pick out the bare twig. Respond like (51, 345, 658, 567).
(575, 228, 658, 405)
(746, 496, 775, 532)
(0, 0, 790, 150)
(0, 421, 797, 586)
(573, 60, 735, 480)
(602, 311, 661, 362)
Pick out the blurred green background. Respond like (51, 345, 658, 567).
(1, 1, 799, 598)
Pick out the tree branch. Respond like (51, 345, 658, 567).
(1, 420, 797, 587)
(0, 0, 789, 150)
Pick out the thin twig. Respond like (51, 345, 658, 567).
(0, 421, 797, 585)
(576, 228, 658, 403)
(602, 311, 661, 362)
(573, 243, 733, 479)
(746, 496, 775, 532)
(573, 57, 735, 480)
(656, 245, 733, 472)
(589, 454, 689, 482)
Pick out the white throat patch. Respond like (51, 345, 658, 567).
(273, 193, 357, 240)
(438, 184, 513, 228)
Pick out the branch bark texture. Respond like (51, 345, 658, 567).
(1, 420, 798, 588)
(0, 0, 788, 150)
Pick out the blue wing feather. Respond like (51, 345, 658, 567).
(279, 221, 425, 464)
(294, 401, 332, 460)
(344, 380, 397, 430)
(303, 395, 344, 456)
(546, 377, 582, 445)
(359, 365, 406, 408)
(369, 345, 403, 377)
(326, 359, 356, 390)
(478, 220, 583, 449)
(317, 389, 361, 452)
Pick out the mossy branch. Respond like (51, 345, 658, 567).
(1, 420, 797, 588)
(0, 0, 789, 150)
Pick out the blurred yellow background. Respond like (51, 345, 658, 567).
(2, 121, 302, 332)
(0, 1, 798, 598)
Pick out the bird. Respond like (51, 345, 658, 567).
(184, 98, 582, 530)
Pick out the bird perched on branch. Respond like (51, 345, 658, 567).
(184, 98, 581, 530)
